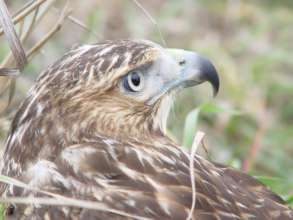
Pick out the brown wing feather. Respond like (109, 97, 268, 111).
(3, 137, 292, 220)
(216, 163, 286, 204)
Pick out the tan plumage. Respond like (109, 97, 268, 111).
(0, 40, 292, 220)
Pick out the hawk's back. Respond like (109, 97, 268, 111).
(2, 135, 292, 220)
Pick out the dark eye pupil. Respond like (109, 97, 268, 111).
(131, 72, 140, 86)
(123, 71, 143, 92)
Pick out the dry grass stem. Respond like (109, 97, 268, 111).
(0, 0, 27, 70)
(186, 131, 205, 220)
(0, 68, 20, 76)
(0, 0, 58, 113)
(0, 0, 47, 36)
(1, 0, 56, 67)
(27, 4, 72, 61)
(52, 7, 100, 39)
(131, 0, 166, 47)
(0, 175, 150, 220)
(12, 0, 36, 17)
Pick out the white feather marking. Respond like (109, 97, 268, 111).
(211, 170, 220, 177)
(155, 151, 176, 166)
(69, 44, 93, 61)
(106, 55, 119, 72)
(227, 189, 233, 195)
(86, 65, 96, 85)
(98, 45, 116, 56)
(103, 139, 117, 145)
(153, 94, 173, 133)
(26, 160, 70, 189)
(218, 197, 231, 205)
(16, 120, 32, 143)
(236, 202, 247, 209)
(159, 201, 172, 216)
(61, 146, 97, 173)
(36, 103, 44, 115)
(118, 163, 140, 179)
(125, 199, 136, 207)
(131, 148, 149, 168)
(122, 52, 132, 65)
(218, 211, 241, 219)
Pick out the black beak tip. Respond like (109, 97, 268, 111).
(211, 71, 219, 97)
(199, 56, 220, 97)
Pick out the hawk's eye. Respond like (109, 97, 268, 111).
(123, 70, 144, 92)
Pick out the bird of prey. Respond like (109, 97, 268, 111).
(0, 39, 292, 220)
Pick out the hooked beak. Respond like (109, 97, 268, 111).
(165, 49, 219, 96)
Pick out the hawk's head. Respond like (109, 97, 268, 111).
(13, 40, 219, 142)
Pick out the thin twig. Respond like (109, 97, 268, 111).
(242, 113, 268, 172)
(22, 5, 40, 42)
(131, 0, 166, 46)
(52, 7, 100, 39)
(10, 0, 36, 18)
(17, 18, 24, 36)
(6, 79, 16, 110)
(27, 4, 72, 61)
(0, 78, 10, 96)
(0, 0, 47, 36)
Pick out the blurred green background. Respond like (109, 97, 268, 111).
(0, 0, 292, 203)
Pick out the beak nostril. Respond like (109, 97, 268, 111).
(179, 60, 186, 66)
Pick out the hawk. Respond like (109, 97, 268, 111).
(0, 39, 292, 220)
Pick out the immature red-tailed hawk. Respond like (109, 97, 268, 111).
(0, 40, 292, 219)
